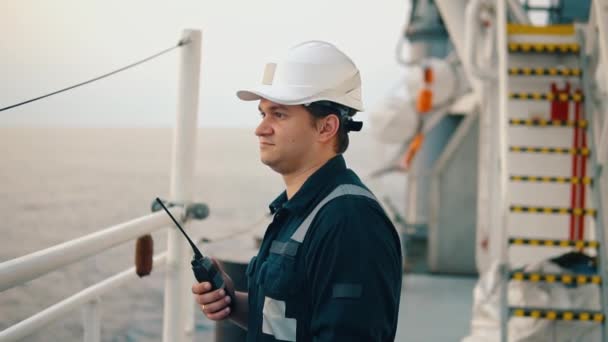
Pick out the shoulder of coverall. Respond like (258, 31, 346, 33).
(301, 192, 402, 259)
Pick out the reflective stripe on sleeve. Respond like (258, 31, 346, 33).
(262, 297, 297, 341)
(332, 283, 363, 298)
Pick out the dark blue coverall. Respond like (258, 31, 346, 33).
(246, 154, 402, 341)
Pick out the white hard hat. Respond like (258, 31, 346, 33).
(236, 40, 364, 112)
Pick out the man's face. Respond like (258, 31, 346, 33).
(255, 99, 319, 174)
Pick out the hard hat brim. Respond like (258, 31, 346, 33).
(236, 85, 364, 112)
(236, 85, 316, 106)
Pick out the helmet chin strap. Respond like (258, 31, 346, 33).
(343, 118, 363, 132)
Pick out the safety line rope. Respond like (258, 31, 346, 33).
(0, 39, 188, 113)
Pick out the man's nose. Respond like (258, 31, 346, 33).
(255, 117, 273, 136)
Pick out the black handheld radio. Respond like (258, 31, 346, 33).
(155, 197, 234, 307)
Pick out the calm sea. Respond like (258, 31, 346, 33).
(0, 127, 404, 341)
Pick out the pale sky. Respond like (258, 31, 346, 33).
(0, 0, 409, 127)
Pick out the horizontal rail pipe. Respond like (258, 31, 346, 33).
(0, 253, 168, 341)
(0, 208, 182, 292)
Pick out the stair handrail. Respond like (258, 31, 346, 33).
(506, 0, 531, 25)
(588, 0, 608, 165)
(464, 0, 497, 81)
(464, 0, 530, 83)
(581, 9, 608, 339)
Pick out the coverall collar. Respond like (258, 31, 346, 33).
(268, 154, 346, 214)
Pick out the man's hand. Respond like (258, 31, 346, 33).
(192, 258, 235, 321)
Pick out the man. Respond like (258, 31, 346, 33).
(192, 40, 402, 341)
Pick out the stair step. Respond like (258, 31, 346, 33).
(509, 205, 597, 216)
(508, 67, 582, 76)
(508, 42, 580, 53)
(509, 119, 587, 128)
(510, 307, 604, 322)
(510, 271, 601, 285)
(508, 237, 599, 248)
(507, 23, 575, 36)
(509, 146, 590, 156)
(509, 175, 593, 185)
(509, 92, 584, 102)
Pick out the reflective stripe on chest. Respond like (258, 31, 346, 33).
(261, 184, 376, 341)
(270, 184, 377, 255)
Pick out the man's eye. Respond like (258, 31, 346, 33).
(259, 112, 266, 118)
(274, 112, 285, 118)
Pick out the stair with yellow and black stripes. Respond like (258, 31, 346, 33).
(502, 23, 607, 336)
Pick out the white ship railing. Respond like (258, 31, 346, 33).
(0, 211, 181, 293)
(0, 29, 202, 342)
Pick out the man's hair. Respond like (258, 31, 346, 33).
(304, 101, 357, 154)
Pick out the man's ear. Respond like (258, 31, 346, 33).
(317, 114, 340, 143)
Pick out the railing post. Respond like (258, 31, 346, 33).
(496, 1, 509, 341)
(82, 298, 101, 342)
(163, 29, 202, 342)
